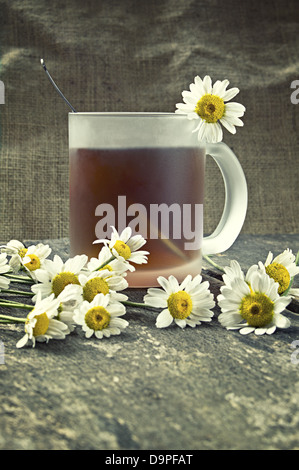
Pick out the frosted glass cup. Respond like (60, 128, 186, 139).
(68, 113, 247, 287)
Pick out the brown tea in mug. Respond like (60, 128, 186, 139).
(69, 147, 205, 285)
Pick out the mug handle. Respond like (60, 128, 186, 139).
(202, 142, 248, 255)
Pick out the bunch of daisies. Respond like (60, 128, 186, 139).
(0, 227, 298, 348)
(0, 227, 149, 347)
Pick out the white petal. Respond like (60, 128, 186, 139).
(146, 287, 168, 298)
(254, 328, 267, 335)
(107, 303, 126, 316)
(175, 319, 187, 328)
(202, 75, 212, 94)
(275, 314, 291, 329)
(225, 116, 244, 127)
(64, 255, 88, 273)
(95, 330, 103, 339)
(239, 326, 255, 335)
(196, 120, 207, 141)
(16, 334, 29, 349)
(110, 318, 128, 329)
(167, 275, 180, 293)
(266, 325, 276, 335)
(265, 251, 273, 266)
(34, 268, 51, 284)
(212, 79, 229, 98)
(127, 235, 146, 251)
(274, 295, 292, 314)
(155, 309, 173, 328)
(52, 255, 64, 272)
(144, 295, 167, 308)
(85, 329, 94, 338)
(220, 117, 236, 134)
(224, 102, 246, 116)
(290, 288, 299, 297)
(157, 276, 173, 295)
(223, 87, 240, 101)
(194, 75, 206, 95)
(120, 227, 132, 243)
(128, 251, 149, 264)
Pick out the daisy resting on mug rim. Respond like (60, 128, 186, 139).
(175, 75, 245, 143)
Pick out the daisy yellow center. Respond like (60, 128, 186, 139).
(240, 293, 274, 327)
(83, 277, 110, 302)
(84, 306, 111, 331)
(51, 272, 80, 297)
(195, 94, 225, 123)
(113, 240, 131, 260)
(19, 248, 28, 258)
(23, 254, 41, 271)
(26, 312, 49, 337)
(265, 262, 290, 294)
(167, 291, 193, 320)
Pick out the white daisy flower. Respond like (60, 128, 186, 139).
(221, 259, 259, 289)
(16, 292, 69, 348)
(1, 239, 52, 278)
(87, 245, 135, 274)
(19, 244, 52, 279)
(144, 274, 215, 329)
(258, 249, 299, 296)
(78, 269, 128, 303)
(55, 283, 83, 333)
(31, 254, 88, 300)
(217, 268, 292, 335)
(73, 293, 128, 339)
(175, 75, 245, 143)
(0, 253, 10, 289)
(1, 239, 25, 255)
(94, 226, 149, 265)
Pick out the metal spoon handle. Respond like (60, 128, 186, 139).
(40, 59, 77, 113)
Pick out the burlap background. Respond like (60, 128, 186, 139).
(0, 0, 298, 242)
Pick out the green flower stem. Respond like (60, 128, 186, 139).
(1, 288, 34, 296)
(0, 300, 32, 309)
(94, 255, 116, 271)
(203, 255, 225, 272)
(0, 313, 26, 324)
(4, 273, 34, 284)
(122, 300, 159, 310)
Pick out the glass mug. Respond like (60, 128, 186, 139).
(68, 113, 247, 287)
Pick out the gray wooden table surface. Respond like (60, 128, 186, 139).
(0, 234, 298, 450)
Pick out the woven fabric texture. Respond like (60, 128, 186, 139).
(0, 0, 298, 241)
